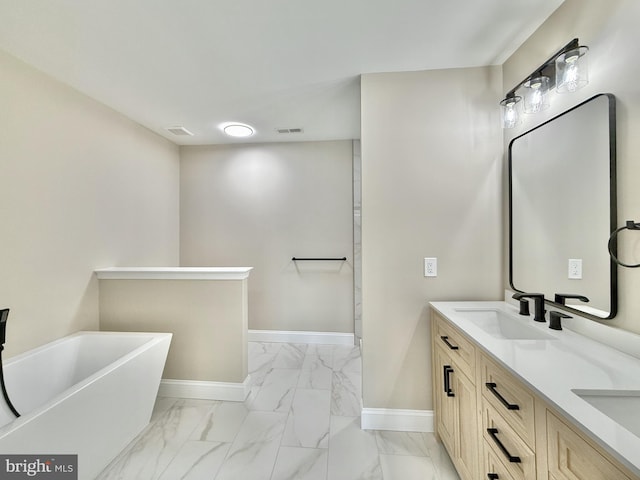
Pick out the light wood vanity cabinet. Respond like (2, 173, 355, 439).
(431, 310, 639, 480)
(432, 315, 478, 480)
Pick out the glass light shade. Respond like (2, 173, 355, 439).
(523, 76, 550, 114)
(556, 46, 589, 93)
(500, 96, 522, 129)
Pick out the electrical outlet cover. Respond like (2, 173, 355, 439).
(568, 258, 582, 279)
(424, 257, 437, 277)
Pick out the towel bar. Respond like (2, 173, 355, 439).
(291, 257, 347, 261)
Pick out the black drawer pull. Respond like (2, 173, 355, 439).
(443, 365, 455, 397)
(487, 475, 499, 480)
(440, 335, 459, 350)
(487, 428, 521, 463)
(486, 383, 520, 410)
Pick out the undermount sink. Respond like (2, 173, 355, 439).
(454, 308, 555, 340)
(572, 389, 640, 438)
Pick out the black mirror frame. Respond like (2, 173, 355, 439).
(508, 93, 618, 320)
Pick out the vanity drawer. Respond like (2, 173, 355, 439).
(482, 399, 536, 480)
(546, 410, 633, 480)
(433, 312, 475, 377)
(484, 440, 518, 480)
(480, 354, 536, 449)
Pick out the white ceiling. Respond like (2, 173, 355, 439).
(0, 0, 564, 145)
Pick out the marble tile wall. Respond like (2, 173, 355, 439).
(353, 140, 362, 343)
(96, 342, 459, 480)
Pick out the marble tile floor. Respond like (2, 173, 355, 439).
(96, 342, 460, 480)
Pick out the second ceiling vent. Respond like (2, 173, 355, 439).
(276, 127, 304, 134)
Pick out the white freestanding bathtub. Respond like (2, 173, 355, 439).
(0, 331, 171, 480)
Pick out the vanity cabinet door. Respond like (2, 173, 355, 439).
(432, 311, 479, 480)
(433, 342, 478, 480)
(434, 345, 456, 455)
(546, 411, 633, 480)
(454, 364, 479, 480)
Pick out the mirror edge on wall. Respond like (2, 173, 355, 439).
(508, 92, 618, 320)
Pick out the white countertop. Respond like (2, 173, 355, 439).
(95, 267, 253, 280)
(430, 301, 640, 476)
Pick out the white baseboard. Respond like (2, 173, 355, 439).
(158, 376, 251, 402)
(248, 329, 355, 345)
(361, 408, 434, 433)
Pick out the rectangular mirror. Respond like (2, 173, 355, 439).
(509, 93, 617, 319)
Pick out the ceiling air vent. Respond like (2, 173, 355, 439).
(276, 127, 304, 134)
(166, 126, 194, 136)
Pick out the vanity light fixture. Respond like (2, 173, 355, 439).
(500, 95, 523, 129)
(500, 38, 589, 128)
(556, 46, 589, 93)
(223, 123, 255, 138)
(522, 76, 550, 114)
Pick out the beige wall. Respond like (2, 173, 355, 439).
(99, 279, 248, 382)
(0, 50, 180, 357)
(360, 67, 504, 410)
(180, 141, 354, 333)
(502, 0, 640, 334)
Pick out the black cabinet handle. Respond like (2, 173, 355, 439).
(443, 365, 455, 397)
(440, 335, 459, 350)
(487, 474, 499, 480)
(443, 366, 449, 393)
(487, 428, 521, 463)
(486, 383, 520, 410)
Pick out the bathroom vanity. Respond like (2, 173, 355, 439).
(431, 301, 640, 480)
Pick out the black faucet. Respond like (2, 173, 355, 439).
(554, 293, 589, 306)
(0, 309, 8, 345)
(513, 295, 530, 316)
(549, 311, 572, 330)
(0, 308, 20, 418)
(512, 293, 546, 322)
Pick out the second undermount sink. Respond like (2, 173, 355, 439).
(572, 389, 640, 438)
(454, 308, 555, 340)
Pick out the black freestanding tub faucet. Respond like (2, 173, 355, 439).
(0, 309, 20, 418)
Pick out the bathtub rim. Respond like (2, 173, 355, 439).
(0, 330, 172, 436)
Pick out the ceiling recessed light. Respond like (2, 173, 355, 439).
(223, 123, 255, 137)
